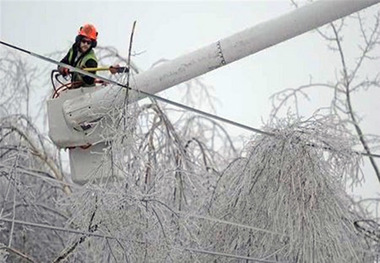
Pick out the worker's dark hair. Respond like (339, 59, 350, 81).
(75, 35, 82, 46)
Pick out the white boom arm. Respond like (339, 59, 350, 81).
(46, 0, 379, 184)
(62, 0, 380, 134)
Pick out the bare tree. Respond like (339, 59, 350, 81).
(2, 7, 380, 260)
(271, 2, 380, 183)
(0, 45, 241, 261)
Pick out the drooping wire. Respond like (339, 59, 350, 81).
(0, 217, 287, 262)
(1, 40, 379, 158)
(6, 165, 285, 237)
(181, 247, 286, 263)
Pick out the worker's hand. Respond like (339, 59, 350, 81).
(59, 67, 70, 76)
(109, 64, 120, 75)
(97, 80, 109, 86)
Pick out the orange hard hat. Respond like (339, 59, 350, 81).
(78, 24, 98, 41)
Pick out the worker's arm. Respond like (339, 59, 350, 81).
(81, 58, 98, 85)
(59, 51, 70, 65)
(58, 51, 71, 76)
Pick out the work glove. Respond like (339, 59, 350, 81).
(109, 64, 120, 75)
(59, 67, 70, 76)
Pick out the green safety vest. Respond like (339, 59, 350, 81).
(68, 48, 97, 87)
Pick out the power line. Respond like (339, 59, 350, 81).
(3, 166, 284, 238)
(0, 165, 78, 189)
(2, 216, 376, 262)
(181, 247, 285, 263)
(0, 217, 285, 262)
(177, 211, 284, 236)
(0, 40, 276, 138)
(0, 217, 114, 239)
(1, 40, 380, 159)
(8, 166, 285, 238)
(0, 163, 285, 237)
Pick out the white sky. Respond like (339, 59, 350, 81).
(1, 1, 331, 123)
(1, 1, 380, 200)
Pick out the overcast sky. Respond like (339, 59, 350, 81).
(1, 1, 380, 200)
(1, 1, 334, 124)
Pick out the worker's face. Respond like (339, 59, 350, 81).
(79, 38, 92, 53)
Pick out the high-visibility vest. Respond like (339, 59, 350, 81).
(68, 48, 97, 87)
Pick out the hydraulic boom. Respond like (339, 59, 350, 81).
(43, 0, 380, 184)
(62, 0, 380, 141)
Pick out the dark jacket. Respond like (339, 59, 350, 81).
(59, 44, 98, 86)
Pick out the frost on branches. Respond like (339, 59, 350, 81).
(0, 50, 378, 261)
(51, 115, 374, 262)
(206, 115, 372, 262)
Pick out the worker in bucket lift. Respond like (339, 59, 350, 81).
(58, 24, 120, 88)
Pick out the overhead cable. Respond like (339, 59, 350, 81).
(1, 40, 379, 158)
